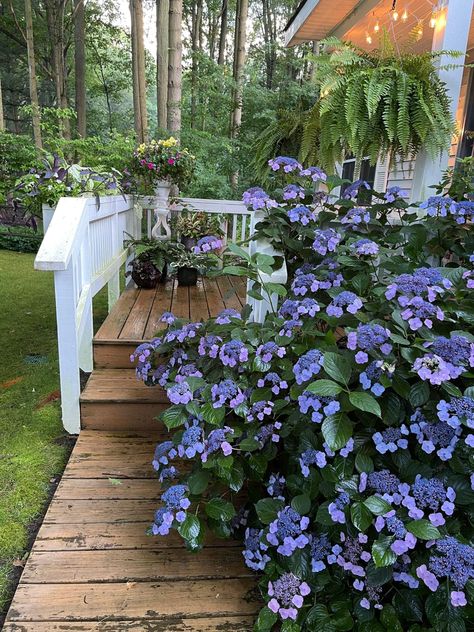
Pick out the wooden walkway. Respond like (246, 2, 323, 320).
(4, 276, 258, 631)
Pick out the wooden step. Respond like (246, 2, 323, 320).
(93, 339, 141, 369)
(80, 369, 169, 431)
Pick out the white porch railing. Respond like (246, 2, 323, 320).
(35, 195, 140, 433)
(35, 194, 286, 434)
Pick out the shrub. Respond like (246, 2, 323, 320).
(0, 226, 43, 253)
(132, 158, 474, 631)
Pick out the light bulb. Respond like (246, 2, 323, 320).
(416, 20, 424, 38)
(374, 21, 380, 32)
(429, 9, 437, 28)
(392, 10, 399, 21)
(401, 8, 408, 21)
(365, 32, 373, 44)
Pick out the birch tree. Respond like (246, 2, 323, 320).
(74, 0, 86, 137)
(217, 0, 227, 65)
(230, 0, 248, 187)
(156, 0, 169, 130)
(24, 0, 42, 148)
(130, 0, 148, 142)
(167, 0, 182, 135)
(0, 77, 4, 132)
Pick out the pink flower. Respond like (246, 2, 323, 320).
(168, 158, 175, 165)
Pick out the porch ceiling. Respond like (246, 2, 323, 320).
(285, 0, 474, 53)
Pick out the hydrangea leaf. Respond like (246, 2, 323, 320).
(187, 470, 210, 495)
(323, 352, 352, 385)
(291, 493, 311, 515)
(205, 497, 236, 522)
(380, 604, 404, 632)
(255, 498, 284, 524)
(322, 413, 353, 450)
(355, 452, 374, 474)
(393, 590, 424, 623)
(239, 437, 260, 452)
(406, 519, 441, 540)
(200, 402, 225, 425)
(349, 391, 382, 417)
(372, 536, 397, 567)
(254, 606, 278, 632)
(364, 495, 392, 516)
(351, 501, 373, 531)
(306, 379, 344, 396)
(177, 514, 201, 541)
(161, 406, 187, 429)
(409, 381, 430, 408)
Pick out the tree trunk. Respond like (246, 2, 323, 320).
(230, 0, 248, 188)
(308, 40, 318, 81)
(130, 0, 148, 143)
(208, 0, 218, 62)
(156, 0, 169, 130)
(262, 0, 276, 89)
(0, 77, 4, 132)
(217, 0, 227, 65)
(190, 0, 202, 128)
(167, 0, 182, 135)
(45, 0, 70, 138)
(74, 0, 86, 137)
(24, 0, 42, 148)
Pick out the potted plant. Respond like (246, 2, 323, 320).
(175, 211, 223, 251)
(167, 241, 220, 287)
(125, 237, 170, 289)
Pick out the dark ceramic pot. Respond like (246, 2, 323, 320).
(181, 235, 197, 251)
(177, 266, 198, 286)
(130, 259, 161, 288)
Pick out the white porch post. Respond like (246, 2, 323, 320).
(411, 0, 473, 202)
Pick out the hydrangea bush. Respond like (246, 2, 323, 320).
(131, 158, 474, 631)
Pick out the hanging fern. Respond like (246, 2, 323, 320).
(305, 38, 459, 170)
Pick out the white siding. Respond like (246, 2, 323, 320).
(387, 156, 416, 200)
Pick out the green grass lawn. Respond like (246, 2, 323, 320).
(0, 249, 109, 616)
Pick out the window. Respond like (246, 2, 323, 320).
(340, 156, 376, 203)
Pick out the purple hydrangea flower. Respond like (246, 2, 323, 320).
(425, 336, 474, 371)
(410, 409, 461, 460)
(419, 195, 457, 218)
(254, 421, 282, 445)
(219, 340, 248, 367)
(177, 418, 204, 458)
(342, 179, 370, 200)
(131, 338, 163, 381)
(287, 205, 315, 225)
(174, 363, 202, 384)
(400, 297, 444, 330)
(161, 484, 191, 523)
(359, 360, 391, 396)
(299, 448, 327, 476)
(312, 228, 341, 256)
(293, 349, 324, 384)
(152, 507, 174, 536)
(412, 354, 453, 385)
(347, 323, 392, 363)
(267, 573, 310, 621)
(160, 311, 176, 325)
(451, 200, 474, 224)
(402, 475, 456, 525)
(242, 186, 278, 211)
(283, 184, 305, 200)
(198, 334, 222, 358)
(247, 400, 274, 422)
(267, 473, 286, 499)
(215, 309, 241, 324)
(164, 322, 202, 344)
(375, 512, 416, 556)
(201, 427, 234, 462)
(291, 273, 318, 296)
(350, 238, 379, 257)
(328, 491, 350, 524)
(243, 528, 270, 571)
(426, 537, 474, 606)
(167, 381, 193, 405)
(256, 342, 286, 363)
(267, 506, 310, 555)
(268, 156, 302, 173)
(257, 372, 288, 394)
(416, 564, 440, 591)
(384, 186, 408, 203)
(152, 440, 177, 472)
(326, 291, 363, 317)
(335, 532, 372, 579)
(278, 318, 303, 337)
(310, 533, 333, 572)
(298, 392, 340, 423)
(365, 470, 403, 504)
(211, 379, 245, 408)
(437, 397, 474, 429)
(158, 466, 178, 482)
(385, 268, 451, 304)
(299, 166, 327, 182)
(341, 206, 370, 226)
(193, 235, 222, 254)
(372, 425, 409, 454)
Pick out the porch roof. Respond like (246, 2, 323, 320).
(284, 0, 474, 52)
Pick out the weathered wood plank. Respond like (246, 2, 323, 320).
(202, 277, 225, 317)
(215, 276, 242, 311)
(228, 275, 247, 305)
(6, 579, 259, 621)
(33, 522, 240, 551)
(63, 452, 156, 478)
(119, 290, 156, 340)
(80, 369, 168, 403)
(43, 499, 158, 524)
(143, 280, 174, 339)
(93, 341, 138, 369)
(21, 549, 252, 583)
(171, 281, 190, 319)
(2, 616, 255, 630)
(56, 479, 161, 500)
(189, 279, 210, 322)
(94, 288, 139, 340)
(80, 403, 167, 432)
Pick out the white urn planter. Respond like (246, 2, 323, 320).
(151, 180, 172, 241)
(42, 204, 56, 234)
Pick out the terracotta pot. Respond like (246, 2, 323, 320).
(177, 266, 198, 286)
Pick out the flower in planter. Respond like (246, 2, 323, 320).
(267, 573, 311, 620)
(193, 235, 223, 254)
(131, 137, 195, 190)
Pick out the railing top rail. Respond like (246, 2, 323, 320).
(34, 195, 133, 272)
(137, 195, 251, 215)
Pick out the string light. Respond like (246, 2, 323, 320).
(401, 8, 408, 22)
(415, 19, 424, 39)
(365, 32, 373, 44)
(391, 9, 399, 21)
(374, 20, 380, 33)
(429, 8, 438, 28)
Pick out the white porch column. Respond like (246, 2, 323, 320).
(410, 0, 473, 202)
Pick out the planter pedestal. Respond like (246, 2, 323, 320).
(151, 180, 172, 241)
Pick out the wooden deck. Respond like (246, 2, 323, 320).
(4, 275, 258, 631)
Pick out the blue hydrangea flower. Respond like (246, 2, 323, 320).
(254, 421, 282, 445)
(334, 532, 372, 582)
(419, 195, 457, 217)
(385, 268, 451, 304)
(372, 425, 409, 454)
(410, 409, 461, 460)
(256, 342, 286, 363)
(384, 186, 408, 202)
(160, 311, 176, 325)
(291, 273, 318, 296)
(326, 291, 363, 317)
(323, 437, 354, 459)
(158, 466, 178, 482)
(198, 334, 222, 358)
(400, 297, 444, 330)
(268, 156, 302, 172)
(193, 235, 223, 254)
(375, 512, 416, 556)
(328, 492, 350, 524)
(247, 400, 274, 422)
(423, 537, 474, 607)
(164, 322, 202, 344)
(350, 238, 379, 257)
(242, 186, 278, 210)
(299, 166, 327, 181)
(174, 363, 202, 384)
(413, 354, 455, 385)
(201, 427, 234, 462)
(211, 379, 245, 408)
(266, 506, 310, 555)
(215, 309, 241, 324)
(152, 441, 177, 472)
(425, 336, 474, 371)
(347, 323, 392, 363)
(402, 475, 456, 525)
(278, 319, 303, 337)
(287, 205, 315, 225)
(167, 382, 193, 405)
(299, 448, 327, 476)
(219, 340, 249, 367)
(360, 360, 389, 395)
(298, 392, 340, 423)
(243, 528, 270, 571)
(341, 207, 370, 226)
(152, 507, 174, 536)
(293, 349, 324, 384)
(278, 298, 320, 319)
(437, 397, 474, 429)
(267, 573, 311, 621)
(267, 473, 286, 499)
(177, 418, 204, 458)
(131, 338, 163, 381)
(363, 469, 403, 504)
(342, 179, 370, 200)
(257, 372, 288, 394)
(312, 228, 341, 256)
(310, 533, 333, 572)
(161, 484, 191, 523)
(451, 200, 474, 224)
(283, 184, 305, 200)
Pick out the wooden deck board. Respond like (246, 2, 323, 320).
(5, 432, 257, 630)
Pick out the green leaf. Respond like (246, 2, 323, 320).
(349, 391, 382, 417)
(239, 437, 260, 452)
(351, 501, 373, 532)
(323, 352, 352, 385)
(201, 402, 225, 426)
(255, 498, 284, 524)
(177, 514, 201, 541)
(409, 381, 430, 408)
(372, 536, 397, 567)
(380, 605, 403, 632)
(161, 406, 187, 429)
(355, 453, 374, 473)
(291, 494, 311, 515)
(227, 242, 250, 261)
(393, 590, 423, 623)
(187, 470, 210, 495)
(254, 606, 278, 632)
(322, 414, 353, 450)
(406, 519, 441, 540)
(221, 265, 248, 276)
(364, 495, 392, 515)
(307, 379, 344, 396)
(205, 498, 235, 522)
